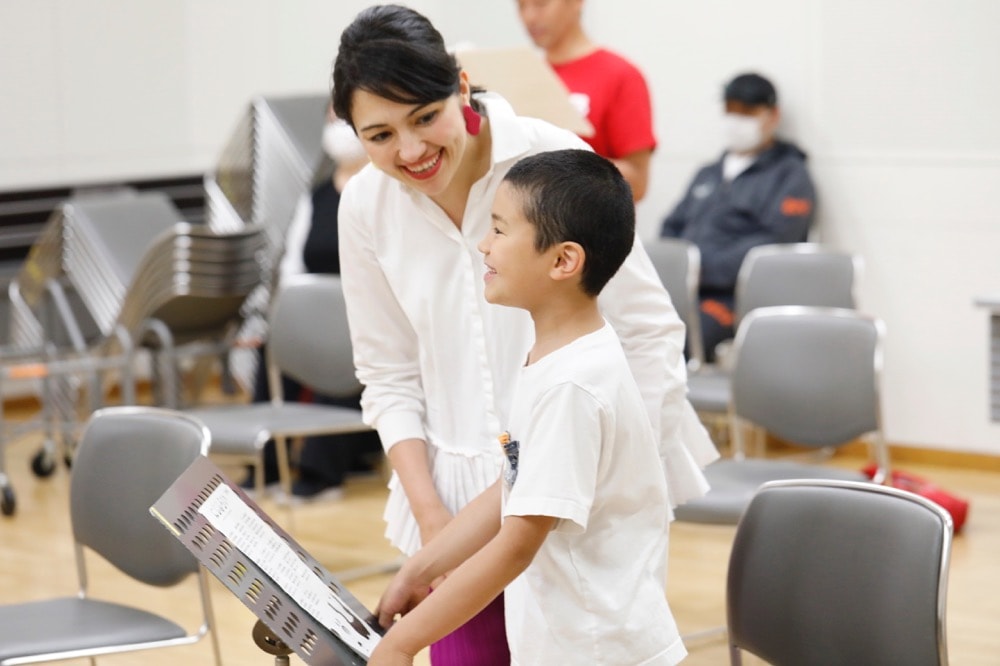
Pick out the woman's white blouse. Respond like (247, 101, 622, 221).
(338, 94, 716, 554)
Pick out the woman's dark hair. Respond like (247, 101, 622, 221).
(332, 5, 479, 127)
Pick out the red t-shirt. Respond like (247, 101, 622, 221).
(551, 48, 657, 159)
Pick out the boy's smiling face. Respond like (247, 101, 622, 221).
(478, 181, 558, 309)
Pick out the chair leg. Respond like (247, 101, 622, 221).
(697, 411, 730, 451)
(199, 568, 224, 666)
(274, 436, 296, 530)
(275, 435, 293, 499)
(254, 454, 266, 497)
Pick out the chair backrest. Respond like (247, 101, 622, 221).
(643, 237, 705, 365)
(267, 274, 362, 398)
(727, 479, 952, 666)
(734, 243, 860, 324)
(730, 306, 885, 451)
(71, 406, 210, 586)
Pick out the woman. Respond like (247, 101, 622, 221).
(332, 5, 716, 663)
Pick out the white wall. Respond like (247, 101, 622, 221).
(1, 0, 997, 453)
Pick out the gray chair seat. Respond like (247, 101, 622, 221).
(673, 458, 867, 524)
(189, 402, 366, 454)
(0, 598, 188, 661)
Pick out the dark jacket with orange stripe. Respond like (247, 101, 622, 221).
(660, 140, 816, 292)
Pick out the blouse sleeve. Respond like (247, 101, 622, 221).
(337, 177, 427, 451)
(598, 234, 688, 444)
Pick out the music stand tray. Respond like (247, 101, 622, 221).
(150, 455, 383, 665)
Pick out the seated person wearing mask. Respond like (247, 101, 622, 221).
(660, 72, 816, 362)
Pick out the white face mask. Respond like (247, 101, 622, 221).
(322, 119, 368, 166)
(722, 113, 763, 154)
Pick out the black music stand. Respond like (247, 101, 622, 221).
(150, 455, 384, 664)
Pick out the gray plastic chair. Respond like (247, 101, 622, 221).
(676, 306, 890, 525)
(674, 306, 890, 645)
(186, 274, 372, 501)
(727, 479, 952, 665)
(687, 243, 862, 424)
(0, 406, 221, 665)
(643, 237, 705, 368)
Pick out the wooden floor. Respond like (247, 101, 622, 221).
(1, 405, 998, 665)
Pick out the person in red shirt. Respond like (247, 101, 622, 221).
(517, 0, 656, 201)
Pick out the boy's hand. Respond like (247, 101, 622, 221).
(375, 572, 430, 629)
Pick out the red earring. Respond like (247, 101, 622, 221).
(463, 104, 482, 136)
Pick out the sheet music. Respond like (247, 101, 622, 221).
(198, 484, 380, 658)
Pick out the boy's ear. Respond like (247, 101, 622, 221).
(550, 241, 585, 282)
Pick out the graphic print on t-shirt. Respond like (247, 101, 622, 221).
(499, 430, 520, 487)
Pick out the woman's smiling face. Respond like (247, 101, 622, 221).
(350, 86, 470, 199)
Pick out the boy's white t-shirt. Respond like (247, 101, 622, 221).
(501, 322, 686, 665)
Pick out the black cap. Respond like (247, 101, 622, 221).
(724, 73, 777, 107)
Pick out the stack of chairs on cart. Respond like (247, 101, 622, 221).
(0, 93, 331, 516)
(0, 190, 267, 515)
(203, 92, 331, 393)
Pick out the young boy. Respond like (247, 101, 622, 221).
(368, 149, 687, 665)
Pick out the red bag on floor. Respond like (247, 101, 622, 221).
(862, 464, 970, 533)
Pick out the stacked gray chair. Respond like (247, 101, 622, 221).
(60, 191, 183, 336)
(0, 406, 222, 665)
(204, 93, 331, 394)
(2, 192, 266, 495)
(58, 191, 265, 343)
(16, 190, 266, 406)
(112, 221, 267, 406)
(2, 199, 143, 512)
(727, 479, 952, 665)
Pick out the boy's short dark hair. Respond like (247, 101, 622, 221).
(503, 149, 635, 296)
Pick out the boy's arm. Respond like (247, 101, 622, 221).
(372, 492, 555, 663)
(375, 480, 506, 626)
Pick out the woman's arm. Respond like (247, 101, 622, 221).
(338, 179, 451, 542)
(387, 438, 452, 545)
(338, 181, 428, 450)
